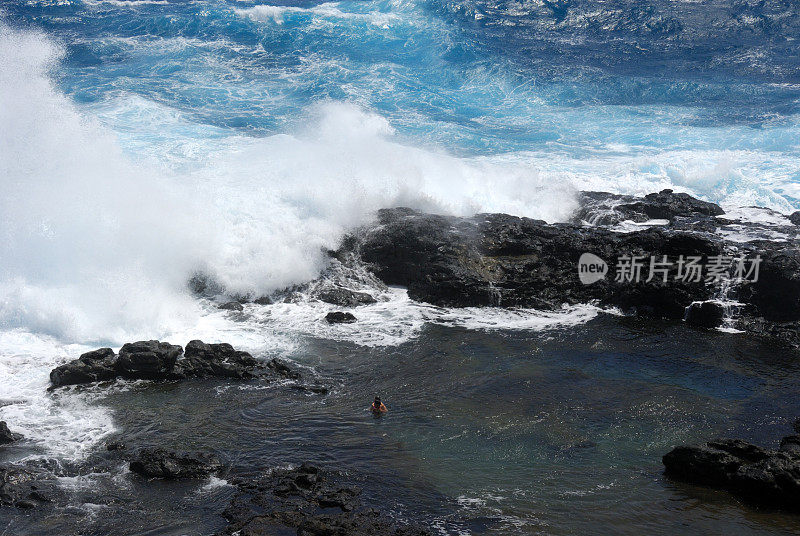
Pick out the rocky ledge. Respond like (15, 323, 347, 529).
(663, 432, 800, 510)
(330, 189, 800, 347)
(130, 448, 222, 479)
(220, 463, 430, 536)
(49, 340, 322, 391)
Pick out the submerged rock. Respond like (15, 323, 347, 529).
(663, 436, 800, 510)
(220, 464, 431, 536)
(0, 422, 22, 444)
(266, 358, 302, 380)
(685, 301, 725, 329)
(218, 301, 244, 312)
(0, 465, 58, 509)
(325, 312, 357, 324)
(129, 448, 221, 479)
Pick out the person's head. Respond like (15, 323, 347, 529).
(374, 396, 381, 406)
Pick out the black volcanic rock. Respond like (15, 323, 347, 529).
(742, 248, 800, 321)
(266, 358, 302, 380)
(218, 301, 244, 311)
(129, 448, 221, 479)
(116, 340, 183, 380)
(316, 287, 377, 307)
(325, 312, 357, 324)
(345, 207, 721, 319)
(789, 211, 800, 225)
(0, 465, 58, 508)
(49, 347, 117, 387)
(663, 437, 800, 510)
(617, 189, 724, 220)
(685, 301, 725, 328)
(574, 190, 724, 226)
(219, 464, 431, 536)
(175, 340, 261, 379)
(0, 422, 22, 445)
(49, 340, 262, 387)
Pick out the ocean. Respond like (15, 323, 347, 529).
(2, 1, 800, 534)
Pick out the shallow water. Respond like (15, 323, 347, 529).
(4, 314, 800, 534)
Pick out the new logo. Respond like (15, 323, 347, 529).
(578, 253, 608, 285)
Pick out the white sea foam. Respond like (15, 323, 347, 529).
(236, 3, 400, 27)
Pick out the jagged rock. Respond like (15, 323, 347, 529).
(740, 248, 800, 321)
(219, 464, 431, 536)
(50, 340, 261, 387)
(116, 341, 183, 380)
(616, 189, 725, 220)
(129, 448, 221, 479)
(188, 273, 223, 297)
(789, 211, 800, 225)
(316, 287, 376, 307)
(685, 301, 725, 328)
(779, 435, 800, 456)
(49, 347, 117, 387)
(175, 340, 260, 379)
(0, 465, 57, 509)
(219, 301, 244, 312)
(663, 437, 800, 510)
(343, 207, 720, 319)
(325, 312, 357, 324)
(266, 358, 302, 380)
(0, 422, 22, 445)
(253, 296, 273, 305)
(574, 190, 724, 226)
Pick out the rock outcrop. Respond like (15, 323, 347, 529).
(0, 422, 22, 445)
(49, 340, 261, 388)
(343, 207, 720, 319)
(129, 448, 222, 479)
(663, 436, 800, 510)
(0, 465, 58, 509)
(220, 463, 431, 536)
(325, 312, 357, 324)
(316, 286, 377, 307)
(685, 301, 725, 329)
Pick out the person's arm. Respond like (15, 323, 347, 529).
(380, 403, 388, 412)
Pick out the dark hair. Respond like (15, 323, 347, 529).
(374, 396, 381, 403)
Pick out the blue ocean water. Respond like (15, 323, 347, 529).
(4, 3, 800, 535)
(5, 0, 800, 191)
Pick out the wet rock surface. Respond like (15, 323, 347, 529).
(685, 301, 725, 329)
(663, 436, 800, 510)
(0, 464, 59, 509)
(49, 340, 261, 387)
(219, 464, 432, 536)
(316, 286, 377, 307)
(329, 190, 800, 347)
(325, 311, 357, 324)
(129, 448, 222, 479)
(0, 422, 23, 445)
